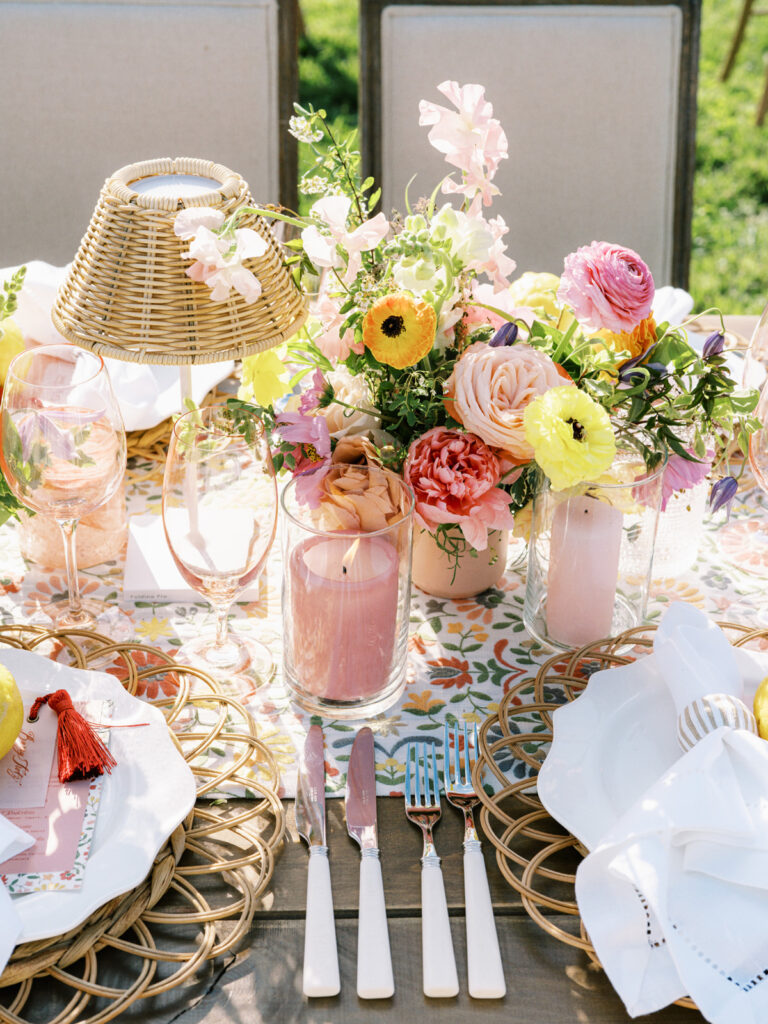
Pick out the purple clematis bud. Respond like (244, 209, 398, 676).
(709, 476, 738, 518)
(489, 322, 518, 347)
(702, 330, 726, 359)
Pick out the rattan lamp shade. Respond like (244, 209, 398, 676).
(51, 157, 307, 366)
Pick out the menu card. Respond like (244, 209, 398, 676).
(0, 700, 110, 894)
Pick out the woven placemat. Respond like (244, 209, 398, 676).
(0, 625, 285, 1024)
(473, 620, 768, 1013)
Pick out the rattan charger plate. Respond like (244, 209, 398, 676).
(0, 625, 285, 1024)
(473, 620, 768, 1014)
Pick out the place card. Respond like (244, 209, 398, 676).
(0, 700, 110, 893)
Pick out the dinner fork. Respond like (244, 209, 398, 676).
(405, 742, 459, 998)
(444, 722, 506, 999)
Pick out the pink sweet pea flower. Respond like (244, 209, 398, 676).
(462, 281, 534, 334)
(558, 241, 654, 334)
(403, 426, 515, 551)
(298, 369, 328, 414)
(314, 293, 363, 362)
(419, 81, 508, 208)
(275, 411, 332, 506)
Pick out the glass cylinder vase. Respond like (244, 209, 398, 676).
(523, 434, 666, 650)
(281, 463, 414, 718)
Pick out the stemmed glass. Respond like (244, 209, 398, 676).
(162, 404, 277, 683)
(0, 344, 127, 629)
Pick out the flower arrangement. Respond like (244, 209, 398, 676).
(176, 83, 758, 560)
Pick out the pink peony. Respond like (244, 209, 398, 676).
(557, 241, 654, 334)
(403, 427, 515, 551)
(444, 341, 569, 463)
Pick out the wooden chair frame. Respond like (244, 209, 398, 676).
(359, 0, 701, 288)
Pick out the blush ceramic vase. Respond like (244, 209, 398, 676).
(411, 525, 508, 599)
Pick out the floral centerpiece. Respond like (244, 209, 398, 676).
(174, 83, 758, 589)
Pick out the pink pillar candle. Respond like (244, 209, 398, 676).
(546, 496, 623, 647)
(288, 534, 399, 702)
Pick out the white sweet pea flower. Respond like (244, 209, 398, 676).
(173, 207, 225, 240)
(180, 212, 268, 304)
(301, 194, 389, 281)
(430, 203, 494, 267)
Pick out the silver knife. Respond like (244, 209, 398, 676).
(346, 727, 395, 998)
(297, 724, 340, 997)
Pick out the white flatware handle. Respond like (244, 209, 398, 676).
(357, 850, 395, 998)
(303, 846, 340, 997)
(421, 859, 459, 998)
(464, 842, 505, 998)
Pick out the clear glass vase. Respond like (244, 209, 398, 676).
(523, 434, 666, 650)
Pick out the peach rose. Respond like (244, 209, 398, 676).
(316, 463, 409, 533)
(403, 427, 514, 551)
(444, 341, 568, 463)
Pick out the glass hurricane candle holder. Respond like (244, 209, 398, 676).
(523, 433, 667, 651)
(281, 464, 414, 718)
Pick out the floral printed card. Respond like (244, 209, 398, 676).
(0, 700, 110, 893)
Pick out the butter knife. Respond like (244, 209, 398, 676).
(346, 727, 395, 998)
(297, 724, 340, 997)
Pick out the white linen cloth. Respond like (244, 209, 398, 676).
(652, 285, 695, 327)
(0, 814, 34, 974)
(3, 262, 234, 430)
(574, 603, 768, 1023)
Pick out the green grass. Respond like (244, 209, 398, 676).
(299, 0, 768, 313)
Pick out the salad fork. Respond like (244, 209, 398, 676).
(404, 742, 459, 998)
(444, 722, 506, 999)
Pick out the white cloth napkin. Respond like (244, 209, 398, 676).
(0, 814, 34, 974)
(4, 261, 234, 431)
(575, 603, 768, 1023)
(652, 285, 694, 327)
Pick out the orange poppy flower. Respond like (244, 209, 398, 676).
(362, 293, 436, 369)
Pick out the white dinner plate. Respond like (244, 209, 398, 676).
(0, 648, 197, 942)
(538, 645, 768, 851)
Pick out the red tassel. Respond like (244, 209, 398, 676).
(29, 689, 117, 783)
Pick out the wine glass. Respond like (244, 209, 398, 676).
(162, 404, 277, 684)
(734, 303, 768, 576)
(0, 344, 127, 629)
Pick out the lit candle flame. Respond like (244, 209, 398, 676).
(341, 537, 360, 578)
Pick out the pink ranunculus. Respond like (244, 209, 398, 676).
(444, 341, 569, 463)
(558, 241, 654, 334)
(403, 427, 515, 551)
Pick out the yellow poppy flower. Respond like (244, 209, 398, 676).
(362, 293, 436, 369)
(523, 385, 616, 491)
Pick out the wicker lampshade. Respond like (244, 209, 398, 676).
(51, 157, 307, 366)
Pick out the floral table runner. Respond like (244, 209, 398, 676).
(0, 455, 766, 799)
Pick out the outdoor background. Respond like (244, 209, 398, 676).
(299, 0, 768, 314)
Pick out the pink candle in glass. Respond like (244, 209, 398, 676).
(546, 495, 623, 647)
(289, 534, 399, 701)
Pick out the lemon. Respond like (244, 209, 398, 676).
(0, 317, 25, 385)
(0, 665, 23, 761)
(754, 675, 768, 739)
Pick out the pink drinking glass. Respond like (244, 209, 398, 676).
(0, 345, 126, 630)
(162, 405, 277, 684)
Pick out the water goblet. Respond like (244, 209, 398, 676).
(162, 404, 277, 685)
(0, 344, 127, 630)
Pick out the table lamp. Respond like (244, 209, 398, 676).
(51, 155, 308, 399)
